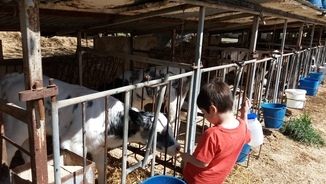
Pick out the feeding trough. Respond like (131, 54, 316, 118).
(11, 150, 96, 184)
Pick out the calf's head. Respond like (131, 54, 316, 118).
(127, 108, 180, 155)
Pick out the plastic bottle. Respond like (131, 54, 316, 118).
(247, 112, 264, 147)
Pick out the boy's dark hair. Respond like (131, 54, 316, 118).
(197, 79, 234, 113)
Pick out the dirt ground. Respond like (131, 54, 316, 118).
(1, 31, 326, 183)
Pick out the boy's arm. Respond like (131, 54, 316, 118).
(180, 152, 209, 168)
(240, 97, 251, 124)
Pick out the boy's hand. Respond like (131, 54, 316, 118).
(240, 97, 251, 114)
(180, 152, 191, 164)
(180, 152, 209, 168)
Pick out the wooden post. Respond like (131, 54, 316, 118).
(0, 111, 7, 166)
(248, 15, 259, 100)
(0, 40, 3, 61)
(296, 23, 304, 50)
(77, 31, 83, 85)
(309, 24, 316, 48)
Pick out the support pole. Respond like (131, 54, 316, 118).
(272, 19, 287, 103)
(77, 32, 83, 85)
(296, 23, 304, 51)
(185, 6, 205, 154)
(0, 111, 7, 166)
(248, 15, 259, 100)
(309, 24, 316, 48)
(19, 0, 48, 183)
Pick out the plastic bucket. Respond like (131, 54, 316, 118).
(285, 89, 307, 109)
(141, 175, 186, 184)
(261, 103, 287, 129)
(237, 144, 251, 163)
(309, 72, 324, 85)
(323, 0, 326, 8)
(309, 0, 323, 7)
(299, 78, 319, 96)
(318, 66, 326, 75)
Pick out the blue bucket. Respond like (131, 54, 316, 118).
(309, 0, 323, 7)
(299, 78, 319, 96)
(261, 103, 287, 129)
(237, 144, 251, 163)
(323, 0, 326, 9)
(309, 72, 324, 84)
(141, 175, 186, 184)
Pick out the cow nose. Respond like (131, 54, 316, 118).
(176, 145, 181, 153)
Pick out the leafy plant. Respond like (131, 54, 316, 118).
(280, 113, 325, 146)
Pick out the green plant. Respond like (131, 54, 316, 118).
(280, 113, 325, 146)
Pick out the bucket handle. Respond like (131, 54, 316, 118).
(285, 91, 295, 95)
(265, 116, 285, 122)
(287, 98, 306, 102)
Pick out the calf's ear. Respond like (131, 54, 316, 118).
(129, 108, 148, 125)
(128, 108, 152, 129)
(129, 108, 141, 122)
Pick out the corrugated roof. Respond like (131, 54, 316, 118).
(0, 0, 325, 36)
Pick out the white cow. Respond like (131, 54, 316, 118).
(0, 73, 180, 184)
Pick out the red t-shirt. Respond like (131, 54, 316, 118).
(183, 118, 251, 184)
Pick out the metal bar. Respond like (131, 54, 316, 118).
(0, 40, 3, 61)
(186, 6, 205, 154)
(318, 26, 323, 46)
(296, 23, 303, 51)
(288, 54, 296, 88)
(249, 15, 259, 58)
(51, 101, 61, 184)
(1, 134, 30, 157)
(56, 72, 193, 109)
(273, 19, 287, 103)
(77, 31, 83, 86)
(125, 155, 153, 174)
(0, 111, 6, 166)
(81, 102, 87, 184)
(201, 59, 257, 73)
(184, 73, 194, 154)
(121, 90, 130, 184)
(248, 15, 259, 100)
(142, 75, 168, 169)
(103, 96, 109, 184)
(310, 24, 316, 48)
(0, 99, 28, 123)
(151, 77, 168, 176)
(281, 55, 290, 102)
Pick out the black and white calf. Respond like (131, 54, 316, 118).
(0, 73, 180, 184)
(98, 66, 190, 130)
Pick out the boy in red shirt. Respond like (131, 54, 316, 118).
(181, 80, 251, 184)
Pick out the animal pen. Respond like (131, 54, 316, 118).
(1, 0, 326, 184)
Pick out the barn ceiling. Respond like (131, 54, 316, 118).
(0, 0, 325, 37)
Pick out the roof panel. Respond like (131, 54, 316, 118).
(0, 0, 325, 36)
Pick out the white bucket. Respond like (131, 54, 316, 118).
(285, 89, 307, 109)
(318, 66, 326, 75)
